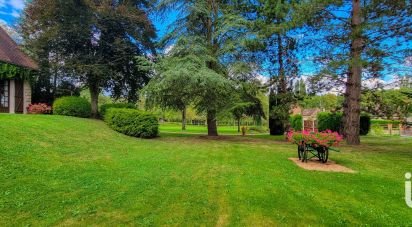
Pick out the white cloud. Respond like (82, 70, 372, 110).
(0, 0, 6, 8)
(10, 9, 19, 17)
(9, 0, 25, 10)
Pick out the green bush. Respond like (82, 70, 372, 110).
(360, 114, 371, 135)
(104, 108, 158, 138)
(248, 126, 268, 133)
(317, 112, 343, 132)
(289, 114, 302, 131)
(100, 103, 136, 118)
(370, 124, 384, 136)
(53, 96, 91, 118)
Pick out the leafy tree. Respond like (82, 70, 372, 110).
(155, 0, 256, 136)
(302, 94, 343, 112)
(144, 56, 197, 130)
(294, 78, 307, 97)
(21, 0, 156, 118)
(303, 0, 412, 144)
(249, 0, 329, 135)
(231, 80, 266, 132)
(362, 88, 412, 120)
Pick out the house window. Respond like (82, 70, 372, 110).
(0, 80, 9, 108)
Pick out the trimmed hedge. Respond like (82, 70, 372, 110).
(317, 112, 371, 135)
(317, 112, 343, 132)
(100, 103, 136, 118)
(105, 108, 158, 138)
(53, 96, 91, 118)
(360, 114, 371, 135)
(289, 114, 302, 131)
(371, 119, 400, 126)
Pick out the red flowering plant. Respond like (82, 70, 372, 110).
(287, 130, 343, 148)
(27, 103, 52, 114)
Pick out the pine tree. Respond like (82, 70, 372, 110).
(302, 0, 411, 144)
(155, 0, 257, 136)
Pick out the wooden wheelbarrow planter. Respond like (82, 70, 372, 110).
(297, 141, 339, 163)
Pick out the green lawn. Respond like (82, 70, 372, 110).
(1, 114, 411, 226)
(159, 122, 267, 134)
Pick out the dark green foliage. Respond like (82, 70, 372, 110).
(53, 96, 91, 118)
(100, 103, 136, 118)
(269, 92, 295, 135)
(289, 114, 302, 131)
(21, 0, 156, 117)
(0, 62, 36, 81)
(360, 114, 371, 135)
(104, 108, 158, 138)
(317, 112, 343, 132)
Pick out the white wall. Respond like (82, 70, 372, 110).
(9, 80, 15, 113)
(23, 80, 31, 114)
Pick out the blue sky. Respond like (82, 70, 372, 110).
(0, 0, 25, 25)
(1, 1, 409, 82)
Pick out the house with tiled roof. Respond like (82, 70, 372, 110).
(302, 108, 321, 132)
(0, 26, 38, 113)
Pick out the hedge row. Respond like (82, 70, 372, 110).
(53, 96, 91, 118)
(370, 119, 401, 126)
(316, 112, 371, 135)
(100, 103, 136, 118)
(104, 108, 158, 138)
(317, 112, 343, 132)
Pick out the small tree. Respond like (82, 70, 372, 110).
(144, 57, 196, 130)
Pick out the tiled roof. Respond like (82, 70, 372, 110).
(0, 26, 38, 70)
(302, 108, 320, 116)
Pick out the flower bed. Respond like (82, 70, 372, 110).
(287, 130, 344, 163)
(287, 130, 343, 148)
(27, 103, 52, 114)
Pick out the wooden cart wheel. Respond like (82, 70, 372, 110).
(317, 147, 322, 161)
(323, 147, 329, 163)
(303, 144, 308, 163)
(298, 141, 305, 160)
(320, 146, 329, 163)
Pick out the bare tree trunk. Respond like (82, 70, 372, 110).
(343, 0, 363, 145)
(182, 107, 187, 131)
(277, 34, 286, 93)
(237, 118, 241, 132)
(207, 110, 218, 136)
(89, 83, 99, 119)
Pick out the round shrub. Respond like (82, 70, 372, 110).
(289, 114, 302, 131)
(360, 114, 371, 135)
(53, 96, 91, 118)
(317, 112, 343, 132)
(104, 108, 158, 138)
(100, 103, 136, 118)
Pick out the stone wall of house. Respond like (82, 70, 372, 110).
(23, 80, 31, 114)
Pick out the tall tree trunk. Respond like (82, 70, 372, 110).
(237, 118, 241, 132)
(207, 110, 218, 136)
(343, 0, 363, 145)
(269, 35, 286, 135)
(277, 34, 286, 93)
(182, 107, 187, 131)
(89, 83, 99, 119)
